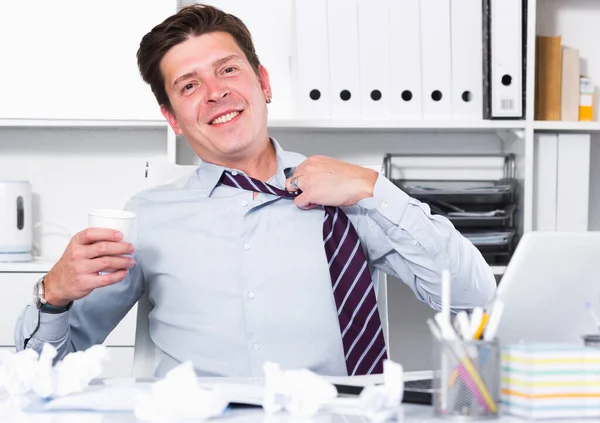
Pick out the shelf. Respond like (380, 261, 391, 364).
(0, 259, 55, 273)
(0, 118, 530, 131)
(0, 118, 168, 128)
(533, 121, 600, 132)
(267, 119, 526, 131)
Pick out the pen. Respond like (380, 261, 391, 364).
(478, 302, 505, 393)
(585, 301, 600, 330)
(483, 301, 505, 341)
(473, 313, 489, 340)
(469, 307, 484, 338)
(441, 269, 451, 323)
(455, 311, 472, 340)
(440, 269, 451, 413)
(448, 309, 484, 386)
(449, 311, 489, 387)
(456, 311, 478, 360)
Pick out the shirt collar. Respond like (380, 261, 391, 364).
(189, 137, 306, 196)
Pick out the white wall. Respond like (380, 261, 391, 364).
(0, 127, 167, 259)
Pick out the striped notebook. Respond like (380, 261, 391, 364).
(501, 343, 600, 419)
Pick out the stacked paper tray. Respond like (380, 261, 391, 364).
(501, 343, 600, 419)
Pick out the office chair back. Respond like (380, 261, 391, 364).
(132, 161, 197, 378)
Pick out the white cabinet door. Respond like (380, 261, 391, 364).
(0, 1, 175, 121)
(0, 272, 136, 347)
(0, 272, 44, 346)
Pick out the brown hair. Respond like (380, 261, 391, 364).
(137, 4, 261, 113)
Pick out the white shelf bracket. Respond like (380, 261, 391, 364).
(496, 128, 525, 144)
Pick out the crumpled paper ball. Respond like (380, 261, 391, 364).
(0, 343, 106, 399)
(0, 343, 106, 416)
(358, 360, 404, 422)
(262, 362, 338, 418)
(134, 361, 229, 421)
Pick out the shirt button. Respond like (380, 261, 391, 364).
(243, 243, 251, 250)
(231, 170, 238, 176)
(381, 201, 388, 210)
(253, 343, 260, 351)
(241, 199, 248, 207)
(248, 292, 255, 299)
(413, 240, 418, 246)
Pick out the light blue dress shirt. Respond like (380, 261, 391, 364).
(15, 139, 496, 377)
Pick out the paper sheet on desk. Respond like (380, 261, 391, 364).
(30, 381, 265, 412)
(28, 384, 151, 412)
(31, 371, 432, 413)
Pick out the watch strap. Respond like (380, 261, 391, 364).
(40, 301, 73, 314)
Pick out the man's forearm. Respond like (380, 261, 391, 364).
(353, 175, 496, 310)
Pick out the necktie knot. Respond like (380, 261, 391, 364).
(220, 170, 299, 198)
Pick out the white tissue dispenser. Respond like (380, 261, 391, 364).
(0, 181, 32, 262)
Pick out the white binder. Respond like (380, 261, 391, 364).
(450, 0, 483, 120)
(488, 0, 523, 118)
(389, 0, 422, 120)
(292, 0, 331, 119)
(358, 0, 391, 119)
(420, 0, 452, 120)
(533, 134, 558, 231)
(556, 134, 590, 231)
(327, 0, 361, 119)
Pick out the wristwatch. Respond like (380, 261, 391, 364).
(33, 276, 73, 314)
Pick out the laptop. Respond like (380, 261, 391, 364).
(492, 231, 600, 345)
(333, 231, 600, 405)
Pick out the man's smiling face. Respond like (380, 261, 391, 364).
(160, 31, 272, 167)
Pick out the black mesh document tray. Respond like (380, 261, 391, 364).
(394, 178, 518, 205)
(462, 230, 516, 258)
(427, 202, 516, 229)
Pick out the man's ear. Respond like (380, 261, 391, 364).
(161, 105, 183, 135)
(258, 64, 272, 102)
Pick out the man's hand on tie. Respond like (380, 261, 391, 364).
(284, 155, 378, 210)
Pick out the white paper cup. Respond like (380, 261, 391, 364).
(88, 209, 136, 274)
(88, 209, 136, 242)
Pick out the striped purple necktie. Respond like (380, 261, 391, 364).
(220, 170, 387, 375)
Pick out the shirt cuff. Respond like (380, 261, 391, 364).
(356, 174, 410, 231)
(24, 303, 71, 345)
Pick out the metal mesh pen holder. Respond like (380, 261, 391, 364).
(432, 338, 500, 419)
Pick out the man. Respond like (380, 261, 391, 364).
(15, 4, 495, 377)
